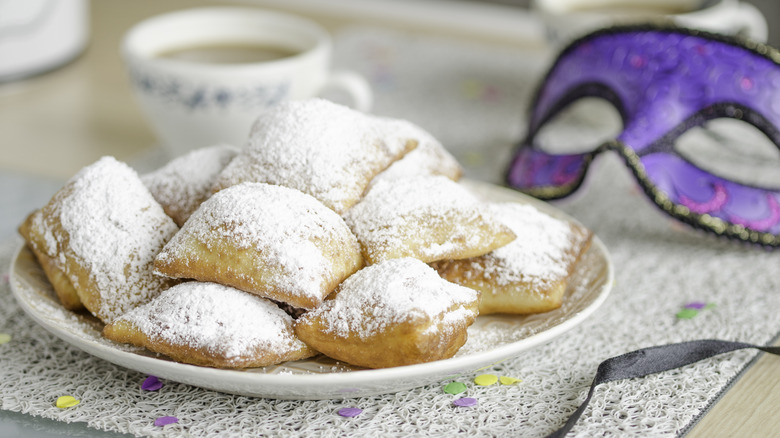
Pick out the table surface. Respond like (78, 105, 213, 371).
(1, 1, 778, 437)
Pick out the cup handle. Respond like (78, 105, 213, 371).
(321, 70, 373, 113)
(733, 2, 768, 42)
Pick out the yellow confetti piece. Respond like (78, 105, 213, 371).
(55, 396, 80, 409)
(499, 376, 522, 385)
(0, 333, 11, 344)
(461, 151, 484, 167)
(474, 374, 498, 386)
(460, 79, 483, 99)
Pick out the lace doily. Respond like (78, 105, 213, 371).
(2, 26, 779, 438)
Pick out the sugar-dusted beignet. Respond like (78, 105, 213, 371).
(19, 156, 179, 323)
(142, 144, 240, 226)
(211, 98, 421, 214)
(103, 282, 316, 368)
(432, 203, 592, 315)
(294, 258, 480, 368)
(154, 182, 364, 309)
(343, 175, 516, 265)
(369, 130, 462, 188)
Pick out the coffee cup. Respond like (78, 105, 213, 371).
(532, 0, 768, 47)
(122, 7, 372, 156)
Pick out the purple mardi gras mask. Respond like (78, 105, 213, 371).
(507, 26, 780, 248)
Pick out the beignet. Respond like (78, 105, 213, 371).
(211, 98, 422, 214)
(142, 144, 239, 226)
(154, 182, 364, 309)
(432, 203, 592, 315)
(18, 156, 179, 323)
(294, 258, 480, 368)
(369, 130, 462, 187)
(343, 176, 516, 264)
(103, 281, 316, 368)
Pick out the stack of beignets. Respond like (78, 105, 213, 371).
(20, 98, 594, 370)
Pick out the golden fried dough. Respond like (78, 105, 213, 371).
(343, 176, 516, 265)
(18, 156, 179, 323)
(294, 258, 480, 368)
(19, 210, 83, 311)
(142, 144, 239, 226)
(154, 182, 364, 310)
(432, 203, 592, 315)
(211, 99, 422, 214)
(103, 282, 316, 368)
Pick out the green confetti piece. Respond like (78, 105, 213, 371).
(474, 374, 498, 386)
(676, 308, 699, 319)
(443, 381, 467, 395)
(0, 333, 11, 344)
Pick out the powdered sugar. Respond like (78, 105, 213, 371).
(477, 203, 578, 287)
(305, 258, 479, 339)
(114, 281, 305, 362)
(156, 182, 361, 304)
(142, 144, 239, 226)
(212, 99, 419, 213)
(369, 132, 462, 187)
(43, 156, 178, 322)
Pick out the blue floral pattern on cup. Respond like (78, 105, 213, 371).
(129, 69, 291, 111)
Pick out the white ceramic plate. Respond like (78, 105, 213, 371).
(9, 180, 613, 400)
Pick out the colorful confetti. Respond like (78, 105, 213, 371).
(676, 308, 699, 319)
(677, 302, 715, 319)
(337, 407, 363, 418)
(55, 396, 80, 409)
(154, 416, 179, 427)
(142, 375, 163, 391)
(443, 381, 467, 395)
(474, 374, 498, 386)
(685, 301, 708, 310)
(499, 376, 522, 385)
(453, 397, 478, 407)
(0, 333, 11, 345)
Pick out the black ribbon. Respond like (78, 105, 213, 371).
(546, 339, 780, 438)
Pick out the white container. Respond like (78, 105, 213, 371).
(0, 0, 90, 81)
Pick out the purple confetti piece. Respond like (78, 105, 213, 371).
(685, 301, 707, 310)
(338, 407, 363, 418)
(142, 375, 163, 391)
(453, 397, 478, 407)
(154, 416, 178, 427)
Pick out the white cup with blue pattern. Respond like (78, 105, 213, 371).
(122, 7, 372, 157)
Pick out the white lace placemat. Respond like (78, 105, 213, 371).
(2, 25, 780, 438)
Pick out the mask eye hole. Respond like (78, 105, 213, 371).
(532, 97, 622, 154)
(675, 117, 780, 188)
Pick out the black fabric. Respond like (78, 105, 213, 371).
(546, 339, 780, 438)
